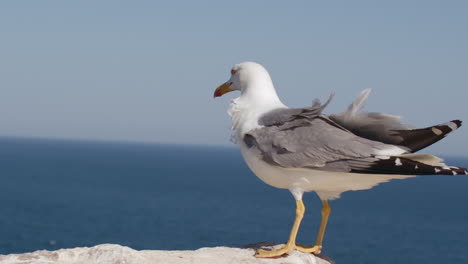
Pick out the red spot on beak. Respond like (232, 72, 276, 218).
(214, 89, 222, 97)
(213, 82, 234, 98)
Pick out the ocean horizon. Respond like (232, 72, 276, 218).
(1, 136, 467, 263)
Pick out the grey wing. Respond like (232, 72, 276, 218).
(245, 116, 402, 170)
(245, 117, 468, 176)
(329, 89, 463, 152)
(246, 95, 468, 176)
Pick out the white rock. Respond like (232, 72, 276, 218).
(0, 243, 333, 264)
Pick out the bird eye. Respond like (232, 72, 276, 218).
(231, 69, 237, 75)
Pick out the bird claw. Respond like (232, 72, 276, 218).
(255, 244, 293, 258)
(255, 243, 322, 258)
(295, 244, 322, 254)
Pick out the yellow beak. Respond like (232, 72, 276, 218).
(213, 82, 234, 98)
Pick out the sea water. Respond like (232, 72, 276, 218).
(0, 137, 467, 263)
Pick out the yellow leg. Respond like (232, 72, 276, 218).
(255, 200, 305, 258)
(296, 200, 331, 254)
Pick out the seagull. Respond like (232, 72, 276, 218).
(213, 62, 467, 258)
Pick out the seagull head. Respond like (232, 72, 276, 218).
(214, 62, 281, 104)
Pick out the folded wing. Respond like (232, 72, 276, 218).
(329, 89, 462, 152)
(245, 92, 467, 176)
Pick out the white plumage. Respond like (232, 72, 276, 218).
(214, 61, 467, 258)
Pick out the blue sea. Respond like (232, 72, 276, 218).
(0, 137, 467, 263)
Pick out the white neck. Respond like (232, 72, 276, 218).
(240, 79, 283, 106)
(228, 80, 286, 142)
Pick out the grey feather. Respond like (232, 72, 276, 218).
(246, 117, 398, 170)
(346, 88, 371, 115)
(246, 119, 468, 175)
(328, 89, 462, 152)
(329, 89, 413, 145)
(259, 93, 335, 127)
(246, 90, 466, 174)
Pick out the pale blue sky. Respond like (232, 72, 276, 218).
(0, 1, 467, 155)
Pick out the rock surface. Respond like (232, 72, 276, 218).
(0, 243, 334, 264)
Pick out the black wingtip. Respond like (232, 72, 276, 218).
(349, 156, 468, 176)
(390, 120, 462, 153)
(452, 120, 462, 128)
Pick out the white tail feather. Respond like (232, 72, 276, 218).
(398, 153, 447, 167)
